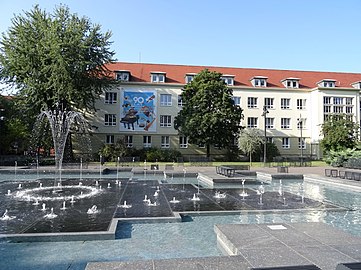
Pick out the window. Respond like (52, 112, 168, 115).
(251, 77, 267, 87)
(115, 71, 130, 81)
(281, 98, 290, 109)
(160, 94, 172, 106)
(248, 97, 258, 108)
(222, 76, 234, 86)
(281, 118, 290, 129)
(333, 106, 343, 113)
(264, 98, 274, 109)
(179, 136, 188, 148)
(287, 80, 299, 88)
(346, 97, 353, 105)
(298, 138, 306, 149)
(247, 117, 258, 128)
(104, 114, 116, 126)
(160, 115, 172, 127)
(318, 80, 336, 88)
(333, 97, 343, 105)
(185, 74, 195, 83)
(297, 118, 306, 129)
(297, 99, 306, 110)
(323, 97, 331, 104)
(161, 136, 170, 148)
(233, 96, 241, 106)
(266, 137, 273, 143)
(105, 135, 114, 144)
(105, 92, 117, 104)
(324, 106, 331, 113)
(125, 135, 133, 148)
(151, 73, 165, 83)
(323, 81, 335, 87)
(282, 138, 290, 149)
(265, 118, 274, 129)
(178, 95, 185, 107)
(281, 78, 299, 89)
(143, 136, 151, 148)
(346, 106, 353, 114)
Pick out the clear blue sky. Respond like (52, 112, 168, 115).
(1, 0, 361, 73)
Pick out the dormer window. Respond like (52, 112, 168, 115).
(317, 79, 336, 88)
(222, 75, 235, 86)
(351, 81, 361, 89)
(251, 76, 268, 87)
(115, 71, 130, 81)
(281, 78, 300, 89)
(151, 72, 166, 83)
(185, 73, 196, 83)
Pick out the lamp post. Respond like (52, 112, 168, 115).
(297, 114, 304, 166)
(0, 108, 5, 155)
(262, 105, 269, 166)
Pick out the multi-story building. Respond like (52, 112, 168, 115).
(89, 62, 361, 160)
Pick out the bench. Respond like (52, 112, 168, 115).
(325, 169, 338, 177)
(277, 166, 289, 173)
(150, 164, 159, 170)
(216, 166, 235, 177)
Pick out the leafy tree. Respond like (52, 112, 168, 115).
(0, 5, 116, 114)
(320, 114, 359, 153)
(238, 128, 264, 166)
(98, 138, 129, 162)
(174, 69, 243, 158)
(254, 142, 280, 162)
(0, 96, 32, 155)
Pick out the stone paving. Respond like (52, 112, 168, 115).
(85, 164, 361, 270)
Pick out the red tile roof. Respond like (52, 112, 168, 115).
(106, 62, 361, 89)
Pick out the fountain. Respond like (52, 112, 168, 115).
(191, 193, 200, 201)
(87, 205, 99, 214)
(44, 208, 58, 219)
(61, 201, 66, 210)
(33, 199, 40, 206)
(146, 199, 157, 206)
(34, 109, 90, 177)
(6, 190, 11, 196)
(240, 179, 249, 199)
(170, 197, 180, 204)
(0, 210, 15, 221)
(120, 201, 132, 209)
(143, 195, 148, 202)
(257, 183, 265, 205)
(214, 191, 226, 199)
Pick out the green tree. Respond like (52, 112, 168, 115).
(174, 69, 243, 158)
(0, 96, 32, 155)
(0, 5, 116, 113)
(238, 128, 264, 166)
(320, 114, 359, 153)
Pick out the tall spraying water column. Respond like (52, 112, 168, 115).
(34, 109, 90, 179)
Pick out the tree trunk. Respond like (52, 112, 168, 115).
(249, 151, 252, 167)
(206, 144, 210, 158)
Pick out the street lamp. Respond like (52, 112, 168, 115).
(297, 114, 304, 166)
(262, 105, 269, 166)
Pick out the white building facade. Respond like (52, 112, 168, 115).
(88, 62, 361, 160)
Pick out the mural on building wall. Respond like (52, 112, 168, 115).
(120, 90, 156, 132)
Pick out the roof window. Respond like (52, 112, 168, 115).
(317, 79, 336, 88)
(115, 70, 130, 81)
(250, 76, 268, 87)
(281, 77, 300, 89)
(222, 75, 235, 86)
(150, 72, 166, 83)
